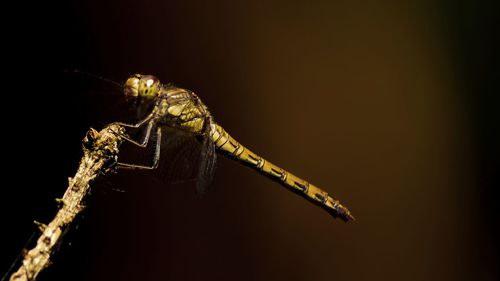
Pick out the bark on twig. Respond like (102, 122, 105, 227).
(8, 124, 124, 281)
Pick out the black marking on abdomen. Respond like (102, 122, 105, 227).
(248, 154, 260, 163)
(229, 141, 240, 154)
(270, 167, 281, 176)
(234, 145, 245, 157)
(294, 181, 309, 193)
(217, 137, 229, 149)
(213, 132, 223, 144)
(314, 192, 328, 204)
(271, 167, 287, 182)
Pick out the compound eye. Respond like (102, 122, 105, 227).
(139, 75, 160, 97)
(124, 75, 140, 99)
(141, 75, 159, 86)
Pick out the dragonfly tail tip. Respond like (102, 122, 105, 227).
(337, 207, 355, 222)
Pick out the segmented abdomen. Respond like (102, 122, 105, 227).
(210, 123, 354, 221)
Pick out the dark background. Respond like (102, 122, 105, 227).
(1, 0, 498, 281)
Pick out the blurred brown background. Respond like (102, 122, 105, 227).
(1, 0, 498, 281)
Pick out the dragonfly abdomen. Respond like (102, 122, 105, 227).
(210, 124, 354, 221)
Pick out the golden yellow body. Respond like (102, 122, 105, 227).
(120, 74, 354, 221)
(210, 123, 354, 221)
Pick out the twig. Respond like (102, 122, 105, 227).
(8, 124, 124, 281)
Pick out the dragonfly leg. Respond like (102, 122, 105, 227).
(113, 113, 154, 129)
(110, 113, 156, 148)
(116, 127, 162, 170)
(110, 113, 155, 147)
(119, 121, 153, 148)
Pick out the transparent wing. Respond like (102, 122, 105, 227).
(195, 127, 217, 195)
(153, 126, 205, 184)
(150, 125, 217, 194)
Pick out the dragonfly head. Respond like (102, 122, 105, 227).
(124, 74, 161, 103)
(124, 74, 161, 119)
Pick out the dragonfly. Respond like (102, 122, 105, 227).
(112, 74, 354, 221)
